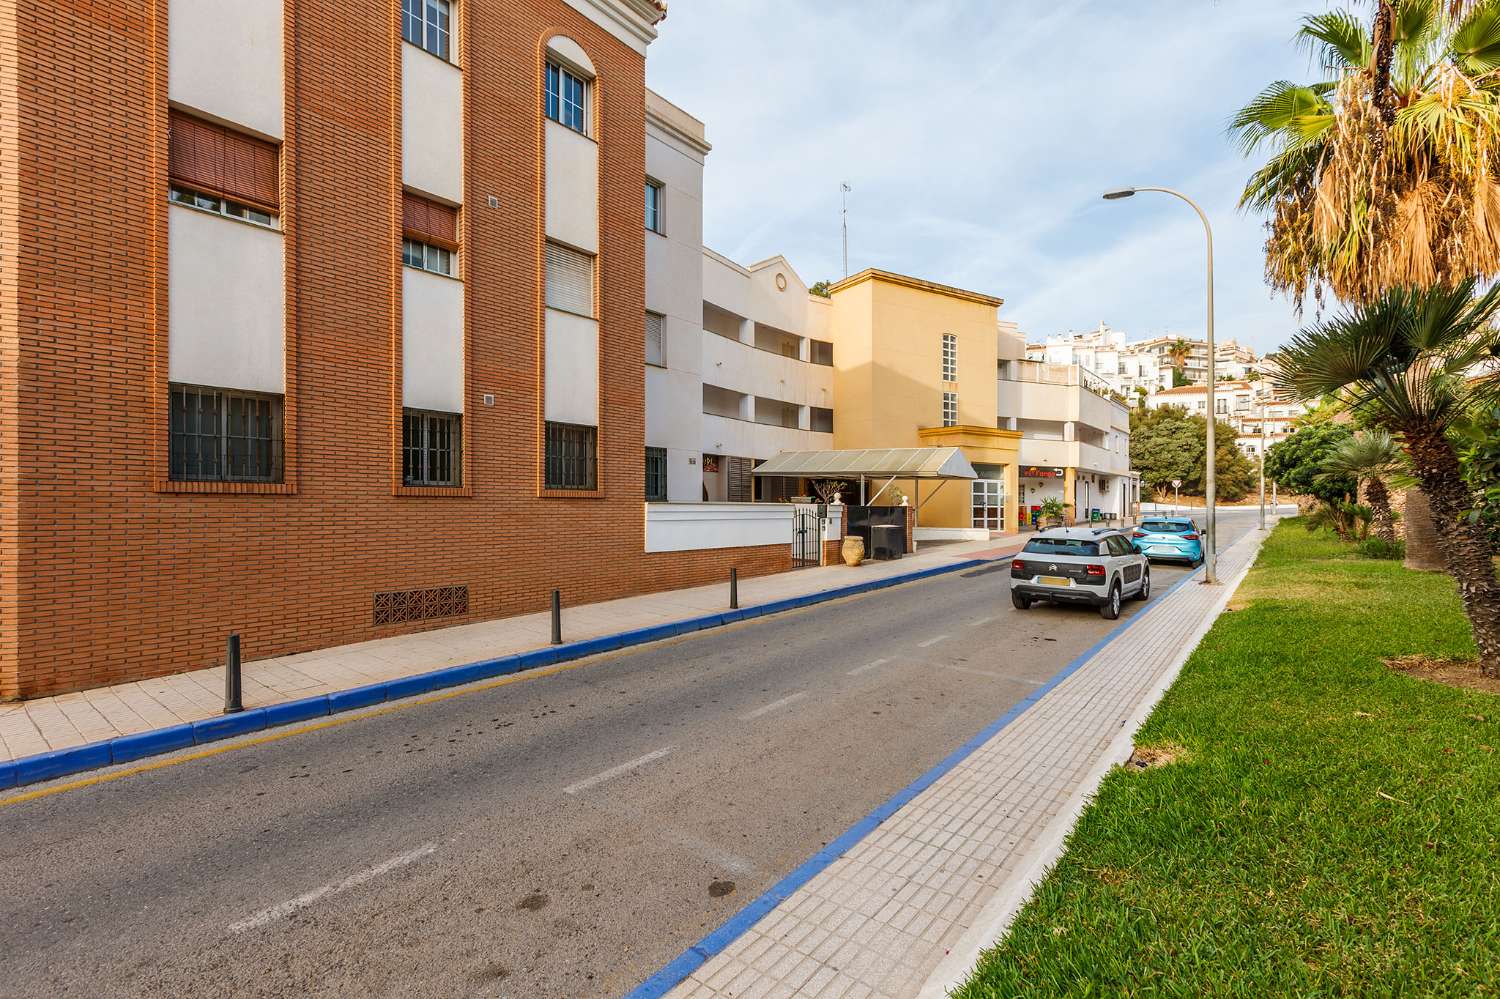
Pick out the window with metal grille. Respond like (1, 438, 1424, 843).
(645, 311, 665, 367)
(545, 421, 597, 489)
(402, 238, 454, 277)
(545, 62, 588, 134)
(545, 241, 594, 317)
(402, 408, 461, 486)
(169, 384, 284, 482)
(645, 446, 667, 501)
(402, 0, 451, 61)
(645, 179, 664, 234)
(942, 333, 957, 381)
(942, 391, 958, 427)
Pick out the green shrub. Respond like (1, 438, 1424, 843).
(1356, 537, 1406, 560)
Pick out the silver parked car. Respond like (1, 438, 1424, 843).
(1009, 527, 1151, 620)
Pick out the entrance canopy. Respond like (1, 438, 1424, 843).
(750, 447, 977, 481)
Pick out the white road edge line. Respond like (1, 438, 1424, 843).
(916, 634, 951, 648)
(739, 691, 809, 721)
(846, 658, 891, 677)
(563, 746, 674, 795)
(228, 841, 438, 934)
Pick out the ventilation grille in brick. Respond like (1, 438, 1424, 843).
(373, 585, 469, 625)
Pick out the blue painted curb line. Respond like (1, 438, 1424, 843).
(1, 556, 992, 795)
(623, 562, 1207, 999)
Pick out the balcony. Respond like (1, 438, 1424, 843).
(702, 329, 833, 408)
(701, 412, 832, 462)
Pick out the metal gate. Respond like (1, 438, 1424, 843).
(792, 507, 822, 568)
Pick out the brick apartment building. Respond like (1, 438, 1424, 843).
(0, 0, 799, 699)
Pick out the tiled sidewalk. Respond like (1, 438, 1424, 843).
(663, 526, 1271, 999)
(0, 536, 1025, 764)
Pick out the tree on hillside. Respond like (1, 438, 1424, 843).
(1130, 406, 1256, 502)
(1276, 280, 1500, 675)
(1231, 1, 1500, 308)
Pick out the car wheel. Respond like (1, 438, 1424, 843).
(1011, 591, 1031, 610)
(1099, 582, 1121, 620)
(1134, 568, 1151, 601)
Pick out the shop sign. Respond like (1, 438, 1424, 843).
(1020, 466, 1064, 479)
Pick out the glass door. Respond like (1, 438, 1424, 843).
(971, 479, 1003, 531)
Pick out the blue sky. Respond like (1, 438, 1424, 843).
(645, 1, 1331, 354)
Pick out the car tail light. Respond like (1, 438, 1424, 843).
(1132, 531, 1147, 539)
(1182, 532, 1199, 541)
(1011, 559, 1025, 571)
(1085, 564, 1105, 577)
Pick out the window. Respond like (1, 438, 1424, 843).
(169, 384, 283, 483)
(168, 110, 279, 220)
(402, 0, 451, 61)
(545, 422, 597, 489)
(810, 340, 834, 366)
(545, 241, 594, 316)
(942, 391, 958, 427)
(1023, 537, 1099, 556)
(402, 409, 461, 486)
(645, 446, 667, 501)
(810, 406, 834, 433)
(169, 185, 276, 229)
(645, 180, 664, 234)
(403, 239, 454, 277)
(645, 311, 665, 367)
(545, 62, 588, 134)
(942, 333, 957, 382)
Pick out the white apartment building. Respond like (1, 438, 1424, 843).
(644, 92, 833, 504)
(1147, 380, 1306, 458)
(1033, 325, 1264, 401)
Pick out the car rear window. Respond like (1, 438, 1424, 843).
(1022, 538, 1100, 556)
(1141, 520, 1194, 534)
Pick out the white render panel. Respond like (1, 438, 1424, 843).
(545, 121, 599, 254)
(702, 253, 752, 320)
(168, 205, 285, 394)
(402, 45, 463, 204)
(644, 503, 791, 553)
(546, 35, 596, 76)
(545, 308, 599, 426)
(169, 0, 284, 139)
(646, 363, 701, 452)
(701, 333, 833, 409)
(558, 0, 658, 55)
(701, 413, 832, 463)
(402, 268, 465, 413)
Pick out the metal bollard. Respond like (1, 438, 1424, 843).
(223, 633, 243, 715)
(551, 589, 562, 645)
(729, 567, 738, 610)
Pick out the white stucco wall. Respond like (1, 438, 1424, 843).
(169, 0, 283, 139)
(402, 268, 464, 413)
(644, 503, 792, 553)
(545, 121, 599, 254)
(701, 414, 832, 462)
(168, 205, 284, 394)
(544, 308, 599, 426)
(402, 45, 463, 204)
(702, 334, 833, 410)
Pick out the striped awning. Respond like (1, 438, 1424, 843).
(750, 447, 977, 480)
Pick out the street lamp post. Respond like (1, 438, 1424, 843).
(1103, 186, 1218, 584)
(1258, 395, 1267, 532)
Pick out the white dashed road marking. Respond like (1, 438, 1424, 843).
(229, 842, 438, 933)
(916, 634, 951, 648)
(564, 747, 675, 795)
(846, 658, 891, 677)
(740, 691, 809, 721)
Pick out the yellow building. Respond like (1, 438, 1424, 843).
(815, 269, 1022, 538)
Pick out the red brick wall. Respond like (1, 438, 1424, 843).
(0, 2, 794, 699)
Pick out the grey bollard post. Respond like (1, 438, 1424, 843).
(551, 589, 562, 645)
(223, 633, 243, 714)
(730, 567, 738, 610)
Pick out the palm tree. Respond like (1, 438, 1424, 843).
(1232, 1, 1500, 309)
(1167, 338, 1193, 384)
(1276, 279, 1500, 674)
(1317, 429, 1408, 541)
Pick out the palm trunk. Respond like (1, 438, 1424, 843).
(1406, 429, 1500, 677)
(1365, 477, 1397, 544)
(1404, 487, 1446, 571)
(1371, 1, 1397, 128)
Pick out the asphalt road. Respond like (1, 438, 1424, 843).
(0, 511, 1261, 998)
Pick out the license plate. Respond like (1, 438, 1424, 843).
(1039, 575, 1071, 586)
(1148, 545, 1177, 554)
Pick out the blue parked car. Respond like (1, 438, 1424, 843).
(1132, 518, 1204, 567)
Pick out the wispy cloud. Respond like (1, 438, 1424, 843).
(647, 0, 1332, 352)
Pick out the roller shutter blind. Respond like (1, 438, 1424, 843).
(545, 242, 594, 317)
(645, 312, 664, 366)
(402, 191, 459, 250)
(168, 109, 279, 211)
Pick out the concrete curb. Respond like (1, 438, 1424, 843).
(623, 558, 1214, 999)
(0, 558, 988, 794)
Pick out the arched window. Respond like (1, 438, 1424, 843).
(544, 36, 595, 136)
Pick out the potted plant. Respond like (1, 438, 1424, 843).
(1039, 497, 1066, 529)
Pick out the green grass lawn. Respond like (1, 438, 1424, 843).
(957, 521, 1500, 997)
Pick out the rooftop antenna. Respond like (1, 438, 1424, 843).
(840, 182, 852, 277)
